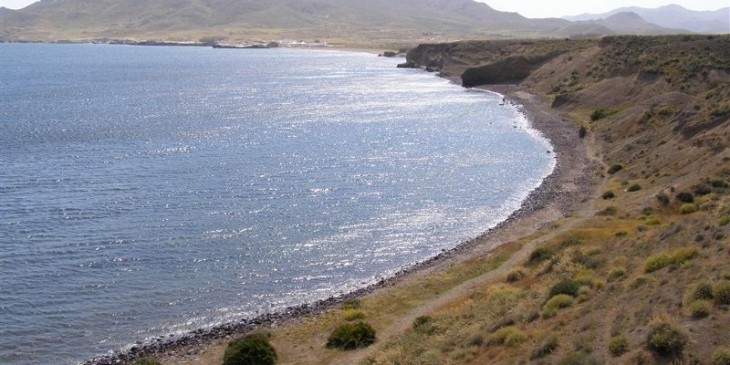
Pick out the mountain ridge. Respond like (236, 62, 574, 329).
(564, 4, 730, 34)
(0, 0, 710, 44)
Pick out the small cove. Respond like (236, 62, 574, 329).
(0, 44, 554, 365)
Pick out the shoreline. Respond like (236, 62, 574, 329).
(84, 79, 596, 365)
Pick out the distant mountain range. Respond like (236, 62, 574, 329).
(1, 0, 727, 43)
(564, 4, 730, 34)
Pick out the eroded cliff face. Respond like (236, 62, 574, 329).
(404, 36, 729, 114)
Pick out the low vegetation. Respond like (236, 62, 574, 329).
(326, 322, 377, 350)
(223, 334, 277, 365)
(646, 318, 688, 358)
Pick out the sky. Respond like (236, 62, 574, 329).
(0, 0, 727, 18)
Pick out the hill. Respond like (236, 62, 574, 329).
(0, 0, 703, 44)
(0, 0, 560, 43)
(565, 4, 730, 34)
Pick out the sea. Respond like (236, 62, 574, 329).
(0, 43, 554, 365)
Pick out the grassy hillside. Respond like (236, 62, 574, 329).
(364, 34, 730, 364)
(128, 34, 730, 365)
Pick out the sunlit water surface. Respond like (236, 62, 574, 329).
(0, 44, 554, 364)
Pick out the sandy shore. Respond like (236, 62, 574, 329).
(84, 81, 597, 365)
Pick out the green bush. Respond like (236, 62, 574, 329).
(549, 280, 581, 298)
(676, 191, 695, 203)
(627, 184, 642, 192)
(644, 247, 698, 273)
(646, 320, 687, 358)
(608, 335, 629, 357)
(687, 300, 711, 319)
(656, 191, 670, 205)
(527, 247, 553, 266)
(694, 184, 713, 196)
(343, 309, 366, 321)
(713, 347, 730, 365)
(132, 359, 162, 365)
(713, 281, 730, 305)
(607, 266, 627, 282)
(488, 326, 527, 346)
(591, 108, 616, 121)
(602, 191, 615, 199)
(689, 282, 714, 301)
(680, 203, 698, 214)
(224, 334, 277, 365)
(608, 164, 624, 174)
(506, 270, 526, 282)
(720, 215, 730, 226)
(543, 294, 575, 309)
(645, 253, 671, 273)
(326, 322, 376, 350)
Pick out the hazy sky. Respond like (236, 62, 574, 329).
(0, 0, 727, 18)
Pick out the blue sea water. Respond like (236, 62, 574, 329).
(0, 43, 554, 364)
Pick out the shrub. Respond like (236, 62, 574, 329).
(644, 247, 698, 273)
(607, 266, 627, 282)
(488, 326, 527, 346)
(694, 184, 713, 196)
(597, 207, 617, 216)
(644, 253, 671, 273)
(133, 359, 162, 365)
(224, 334, 277, 365)
(608, 164, 624, 174)
(530, 336, 559, 359)
(527, 247, 553, 266)
(646, 320, 687, 358)
(343, 309, 366, 321)
(656, 191, 670, 205)
(591, 108, 615, 121)
(326, 322, 376, 350)
(609, 335, 629, 356)
(671, 247, 698, 265)
(546, 294, 575, 308)
(543, 294, 575, 316)
(602, 191, 615, 199)
(713, 281, 730, 305)
(676, 191, 695, 203)
(712, 179, 729, 188)
(549, 280, 581, 298)
(645, 216, 661, 225)
(689, 282, 714, 301)
(680, 203, 698, 214)
(627, 184, 642, 192)
(412, 315, 437, 335)
(578, 126, 587, 138)
(720, 215, 730, 226)
(687, 300, 711, 319)
(506, 270, 526, 282)
(713, 347, 730, 365)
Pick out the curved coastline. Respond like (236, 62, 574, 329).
(83, 81, 594, 365)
